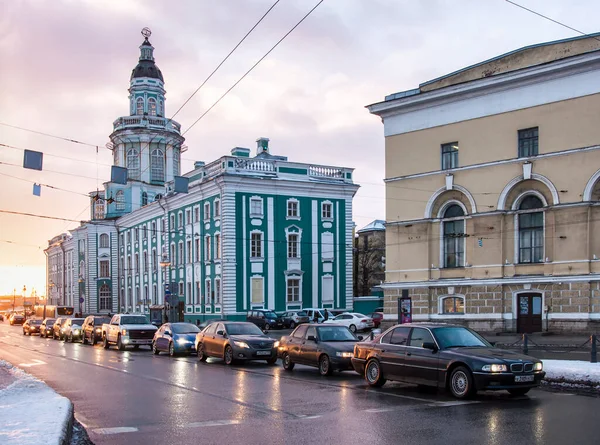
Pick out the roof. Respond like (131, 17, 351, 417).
(357, 219, 385, 234)
(130, 59, 164, 82)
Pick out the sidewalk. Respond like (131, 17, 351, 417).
(0, 360, 73, 445)
(484, 332, 596, 348)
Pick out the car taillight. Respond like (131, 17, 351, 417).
(361, 319, 368, 323)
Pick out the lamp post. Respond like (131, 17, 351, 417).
(159, 250, 171, 324)
(12, 288, 16, 313)
(22, 285, 27, 319)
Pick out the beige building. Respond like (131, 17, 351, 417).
(368, 33, 600, 333)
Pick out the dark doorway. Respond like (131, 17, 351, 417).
(517, 293, 542, 333)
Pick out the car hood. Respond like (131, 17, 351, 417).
(230, 334, 274, 344)
(321, 341, 357, 352)
(446, 347, 539, 362)
(174, 333, 197, 341)
(121, 324, 157, 331)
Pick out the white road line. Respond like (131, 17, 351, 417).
(186, 420, 242, 428)
(364, 407, 396, 413)
(299, 415, 322, 420)
(18, 359, 46, 367)
(92, 427, 139, 435)
(428, 400, 480, 407)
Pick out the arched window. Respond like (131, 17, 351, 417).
(116, 190, 125, 210)
(442, 204, 465, 268)
(148, 98, 157, 116)
(518, 195, 544, 264)
(173, 149, 180, 176)
(127, 148, 140, 180)
(136, 97, 144, 115)
(99, 233, 109, 248)
(151, 149, 164, 182)
(158, 100, 164, 116)
(99, 284, 112, 311)
(141, 192, 148, 206)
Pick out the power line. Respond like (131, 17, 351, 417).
(0, 142, 112, 166)
(0, 160, 103, 181)
(0, 171, 89, 197)
(0, 209, 82, 223)
(183, 0, 325, 135)
(0, 122, 98, 147)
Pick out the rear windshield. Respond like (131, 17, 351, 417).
(45, 319, 56, 324)
(30, 320, 42, 325)
(71, 319, 85, 325)
(95, 317, 111, 324)
(296, 311, 308, 316)
(120, 316, 148, 325)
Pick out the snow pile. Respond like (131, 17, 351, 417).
(543, 359, 600, 388)
(0, 360, 72, 445)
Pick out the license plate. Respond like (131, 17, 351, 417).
(514, 375, 534, 382)
(256, 350, 271, 356)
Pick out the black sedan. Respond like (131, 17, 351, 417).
(40, 318, 56, 338)
(23, 319, 42, 335)
(352, 323, 545, 399)
(195, 321, 278, 365)
(278, 324, 361, 376)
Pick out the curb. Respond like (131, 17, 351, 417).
(58, 401, 75, 445)
(541, 379, 600, 397)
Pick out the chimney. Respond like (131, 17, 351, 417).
(194, 161, 205, 169)
(231, 147, 251, 158)
(256, 137, 270, 155)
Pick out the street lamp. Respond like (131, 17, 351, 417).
(22, 285, 27, 319)
(45, 280, 55, 319)
(159, 249, 171, 324)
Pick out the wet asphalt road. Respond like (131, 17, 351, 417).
(1, 322, 599, 445)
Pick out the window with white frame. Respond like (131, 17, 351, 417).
(178, 211, 183, 228)
(194, 238, 200, 262)
(442, 204, 465, 268)
(251, 277, 264, 304)
(215, 233, 221, 260)
(186, 240, 192, 263)
(142, 225, 147, 240)
(148, 98, 157, 116)
(170, 214, 175, 229)
(170, 243, 176, 263)
(205, 279, 212, 304)
(152, 248, 157, 271)
(185, 209, 191, 225)
(194, 207, 200, 223)
(99, 233, 109, 248)
(195, 281, 200, 304)
(178, 241, 184, 265)
(440, 296, 465, 314)
(322, 202, 333, 220)
(214, 199, 221, 218)
(99, 260, 110, 278)
(143, 251, 148, 272)
(287, 199, 299, 218)
(99, 284, 111, 311)
(187, 282, 192, 305)
(215, 278, 221, 304)
(204, 235, 211, 261)
(251, 232, 262, 258)
(287, 278, 300, 302)
(134, 253, 139, 274)
(116, 190, 125, 210)
(127, 148, 140, 180)
(518, 195, 544, 264)
(204, 202, 210, 220)
(250, 197, 263, 217)
(153, 284, 157, 304)
(322, 276, 334, 302)
(178, 282, 184, 296)
(150, 149, 165, 182)
(288, 233, 299, 258)
(321, 232, 334, 260)
(151, 221, 156, 236)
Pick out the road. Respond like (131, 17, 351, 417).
(1, 322, 599, 445)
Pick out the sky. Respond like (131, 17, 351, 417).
(1, 0, 599, 296)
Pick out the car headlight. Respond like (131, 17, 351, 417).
(233, 341, 249, 349)
(482, 364, 507, 373)
(95, 328, 101, 333)
(336, 352, 354, 358)
(121, 329, 127, 336)
(534, 362, 543, 371)
(177, 338, 189, 345)
(273, 341, 280, 348)
(73, 329, 80, 334)
(269, 320, 276, 323)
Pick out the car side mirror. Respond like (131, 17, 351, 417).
(263, 330, 268, 335)
(422, 342, 438, 352)
(165, 331, 172, 337)
(216, 330, 225, 336)
(357, 335, 363, 341)
(307, 335, 317, 342)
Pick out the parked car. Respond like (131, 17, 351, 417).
(278, 324, 362, 376)
(40, 318, 56, 338)
(0, 313, 4, 322)
(102, 314, 157, 350)
(22, 319, 42, 335)
(369, 312, 384, 328)
(352, 323, 546, 399)
(153, 322, 200, 356)
(62, 318, 86, 343)
(304, 308, 336, 323)
(9, 313, 25, 325)
(197, 318, 225, 330)
(52, 317, 69, 340)
(195, 321, 278, 365)
(322, 312, 374, 333)
(279, 311, 310, 329)
(246, 310, 283, 330)
(82, 316, 111, 345)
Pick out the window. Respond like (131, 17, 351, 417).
(321, 232, 334, 260)
(441, 296, 465, 314)
(518, 195, 544, 264)
(194, 238, 200, 262)
(195, 281, 201, 305)
(142, 225, 147, 240)
(170, 214, 175, 229)
(158, 100, 164, 116)
(143, 251, 148, 272)
(142, 192, 148, 206)
(153, 284, 157, 304)
(205, 279, 212, 304)
(518, 127, 539, 158)
(250, 198, 263, 217)
(204, 235, 211, 261)
(99, 284, 111, 311)
(441, 142, 458, 170)
(133, 228, 137, 243)
(293, 324, 308, 338)
(288, 233, 299, 258)
(151, 149, 165, 182)
(194, 207, 200, 223)
(322, 202, 332, 219)
(215, 234, 221, 260)
(178, 242, 183, 265)
(251, 232, 262, 258)
(127, 255, 131, 274)
(173, 149, 180, 176)
(287, 199, 299, 218)
(99, 260, 110, 278)
(178, 282, 184, 296)
(251, 277, 263, 304)
(215, 278, 221, 304)
(408, 328, 435, 348)
(170, 243, 175, 263)
(127, 148, 140, 180)
(287, 278, 300, 302)
(204, 202, 210, 220)
(178, 212, 183, 228)
(99, 234, 109, 248)
(136, 98, 144, 115)
(134, 253, 139, 273)
(185, 209, 191, 225)
(389, 327, 410, 345)
(148, 98, 157, 116)
(152, 248, 157, 272)
(151, 221, 156, 236)
(116, 190, 125, 211)
(187, 282, 192, 305)
(186, 240, 192, 263)
(322, 276, 334, 302)
(442, 204, 465, 268)
(214, 199, 221, 218)
(94, 200, 104, 220)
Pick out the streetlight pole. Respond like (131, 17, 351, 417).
(12, 288, 15, 313)
(22, 285, 27, 319)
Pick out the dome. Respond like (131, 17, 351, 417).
(130, 59, 164, 82)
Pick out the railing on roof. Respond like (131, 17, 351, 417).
(308, 165, 344, 179)
(113, 116, 181, 134)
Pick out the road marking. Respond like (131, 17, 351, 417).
(18, 359, 46, 367)
(186, 419, 241, 428)
(428, 400, 480, 407)
(92, 427, 138, 435)
(364, 407, 396, 413)
(298, 415, 322, 420)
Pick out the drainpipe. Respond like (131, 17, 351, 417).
(500, 212, 506, 332)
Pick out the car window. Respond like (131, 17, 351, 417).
(292, 325, 308, 339)
(297, 311, 307, 317)
(203, 324, 216, 335)
(380, 330, 393, 344)
(215, 323, 225, 335)
(306, 326, 317, 339)
(408, 328, 435, 348)
(390, 327, 410, 345)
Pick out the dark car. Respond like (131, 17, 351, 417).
(197, 318, 225, 330)
(153, 322, 200, 356)
(9, 313, 25, 325)
(279, 324, 362, 376)
(196, 321, 278, 365)
(352, 323, 545, 399)
(82, 316, 111, 345)
(279, 311, 310, 329)
(52, 317, 69, 340)
(246, 310, 283, 330)
(40, 318, 56, 338)
(22, 319, 42, 335)
(62, 318, 86, 343)
(369, 312, 384, 328)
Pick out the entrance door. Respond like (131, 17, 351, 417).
(517, 293, 542, 333)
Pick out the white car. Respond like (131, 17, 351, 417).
(322, 313, 374, 333)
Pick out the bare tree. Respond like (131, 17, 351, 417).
(354, 233, 385, 296)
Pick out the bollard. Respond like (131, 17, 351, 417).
(370, 331, 374, 341)
(523, 333, 528, 355)
(592, 334, 597, 364)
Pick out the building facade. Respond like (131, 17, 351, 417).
(45, 31, 359, 322)
(353, 220, 386, 297)
(368, 34, 600, 333)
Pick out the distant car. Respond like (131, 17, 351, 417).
(369, 312, 384, 328)
(322, 312, 374, 333)
(278, 324, 361, 376)
(304, 308, 336, 324)
(62, 318, 86, 343)
(0, 313, 4, 322)
(197, 318, 225, 330)
(82, 316, 111, 345)
(196, 321, 278, 365)
(9, 313, 25, 325)
(246, 310, 283, 330)
(40, 318, 56, 338)
(279, 311, 310, 329)
(153, 322, 200, 356)
(52, 317, 69, 340)
(22, 319, 42, 335)
(352, 323, 546, 399)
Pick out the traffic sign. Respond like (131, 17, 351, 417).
(79, 297, 84, 303)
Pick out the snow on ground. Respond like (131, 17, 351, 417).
(543, 359, 600, 386)
(0, 360, 72, 445)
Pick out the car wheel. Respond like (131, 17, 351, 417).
(197, 344, 207, 362)
(133, 345, 140, 350)
(224, 345, 234, 365)
(103, 336, 109, 349)
(365, 359, 386, 387)
(319, 355, 333, 376)
(169, 342, 175, 357)
(349, 324, 357, 333)
(91, 335, 96, 346)
(264, 323, 270, 331)
(82, 334, 88, 345)
(266, 357, 277, 365)
(282, 353, 295, 371)
(449, 366, 475, 399)
(69, 334, 74, 343)
(508, 388, 531, 397)
(152, 342, 160, 355)
(289, 321, 295, 329)
(117, 335, 125, 351)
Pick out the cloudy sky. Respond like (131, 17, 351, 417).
(1, 0, 598, 296)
